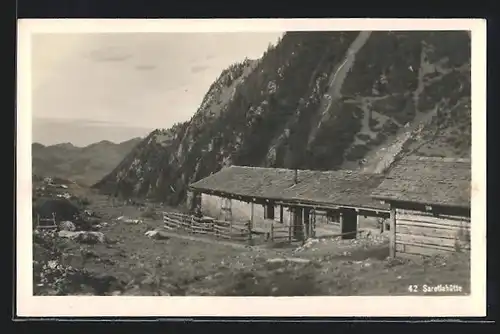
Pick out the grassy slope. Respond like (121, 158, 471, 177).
(33, 191, 470, 296)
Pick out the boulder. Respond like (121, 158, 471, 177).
(59, 221, 76, 231)
(58, 230, 79, 239)
(75, 232, 106, 244)
(125, 218, 143, 224)
(145, 230, 170, 240)
(267, 257, 311, 264)
(115, 216, 142, 224)
(58, 230, 106, 244)
(94, 222, 109, 229)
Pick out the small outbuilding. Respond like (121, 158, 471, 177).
(34, 197, 80, 223)
(371, 156, 471, 258)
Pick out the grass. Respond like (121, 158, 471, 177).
(32, 199, 471, 296)
(31, 186, 471, 297)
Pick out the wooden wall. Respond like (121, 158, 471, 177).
(186, 190, 201, 212)
(199, 193, 288, 225)
(394, 208, 471, 257)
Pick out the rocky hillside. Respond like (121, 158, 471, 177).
(94, 31, 471, 206)
(32, 138, 142, 186)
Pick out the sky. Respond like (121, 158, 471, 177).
(31, 32, 284, 146)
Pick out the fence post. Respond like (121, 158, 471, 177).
(191, 216, 194, 234)
(229, 219, 233, 240)
(389, 208, 396, 258)
(247, 220, 252, 244)
(248, 201, 254, 245)
(311, 209, 316, 238)
(270, 222, 274, 242)
(302, 208, 307, 244)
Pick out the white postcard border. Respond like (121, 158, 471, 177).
(16, 18, 487, 317)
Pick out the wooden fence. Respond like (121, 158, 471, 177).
(162, 211, 309, 244)
(34, 212, 58, 230)
(162, 212, 251, 242)
(162, 211, 355, 244)
(269, 223, 294, 242)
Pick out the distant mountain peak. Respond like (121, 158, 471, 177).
(119, 137, 142, 145)
(32, 142, 46, 149)
(32, 136, 143, 186)
(97, 139, 114, 145)
(52, 142, 75, 149)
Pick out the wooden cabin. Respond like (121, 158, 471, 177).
(188, 166, 390, 242)
(371, 156, 471, 258)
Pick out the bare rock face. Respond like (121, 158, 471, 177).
(93, 31, 471, 206)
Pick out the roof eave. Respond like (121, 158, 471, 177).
(370, 195, 470, 210)
(190, 187, 389, 212)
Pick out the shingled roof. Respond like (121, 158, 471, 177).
(371, 156, 471, 208)
(189, 166, 389, 210)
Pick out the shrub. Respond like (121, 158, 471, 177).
(72, 197, 91, 207)
(371, 132, 388, 146)
(345, 144, 371, 161)
(369, 117, 380, 130)
(33, 230, 91, 295)
(33, 258, 92, 295)
(357, 133, 372, 142)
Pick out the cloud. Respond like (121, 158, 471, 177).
(190, 64, 210, 74)
(31, 32, 285, 143)
(88, 46, 132, 63)
(32, 117, 153, 146)
(34, 117, 132, 127)
(134, 64, 157, 71)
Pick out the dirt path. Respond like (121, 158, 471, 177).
(352, 104, 380, 146)
(360, 107, 437, 174)
(353, 43, 447, 173)
(307, 31, 372, 146)
(329, 31, 373, 98)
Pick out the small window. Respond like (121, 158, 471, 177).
(264, 204, 275, 220)
(327, 210, 340, 224)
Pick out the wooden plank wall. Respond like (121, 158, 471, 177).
(395, 208, 471, 257)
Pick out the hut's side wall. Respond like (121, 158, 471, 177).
(200, 193, 294, 229)
(395, 208, 471, 257)
(200, 193, 335, 226)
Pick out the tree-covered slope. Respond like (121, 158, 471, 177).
(93, 31, 471, 206)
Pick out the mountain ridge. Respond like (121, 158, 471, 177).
(93, 31, 471, 207)
(32, 137, 143, 186)
(33, 137, 141, 149)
